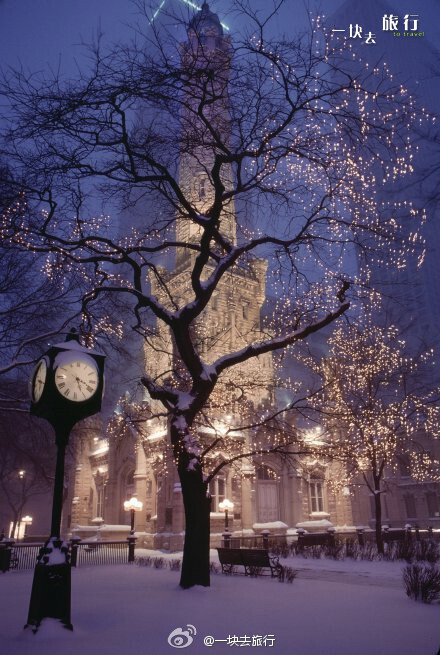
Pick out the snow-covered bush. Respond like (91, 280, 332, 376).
(385, 539, 440, 564)
(269, 543, 291, 558)
(283, 567, 298, 584)
(324, 540, 345, 560)
(414, 540, 440, 564)
(209, 562, 220, 575)
(403, 564, 440, 603)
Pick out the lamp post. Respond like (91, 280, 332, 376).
(124, 496, 143, 535)
(219, 498, 234, 531)
(219, 499, 234, 548)
(26, 328, 105, 632)
(124, 497, 143, 562)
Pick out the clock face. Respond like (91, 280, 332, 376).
(32, 359, 47, 402)
(55, 358, 99, 402)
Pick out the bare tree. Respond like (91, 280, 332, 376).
(0, 401, 55, 537)
(0, 2, 426, 586)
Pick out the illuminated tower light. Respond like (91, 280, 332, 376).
(150, 0, 230, 31)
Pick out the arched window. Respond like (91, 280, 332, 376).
(256, 465, 278, 481)
(209, 473, 226, 512)
(125, 470, 135, 498)
(256, 465, 279, 522)
(309, 478, 324, 513)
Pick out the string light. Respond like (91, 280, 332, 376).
(0, 9, 434, 504)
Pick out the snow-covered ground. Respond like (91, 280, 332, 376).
(136, 548, 408, 588)
(0, 558, 438, 655)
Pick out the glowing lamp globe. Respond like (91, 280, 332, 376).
(219, 499, 234, 513)
(124, 497, 143, 513)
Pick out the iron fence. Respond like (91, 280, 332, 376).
(73, 541, 130, 567)
(5, 543, 43, 571)
(225, 526, 440, 551)
(0, 538, 133, 572)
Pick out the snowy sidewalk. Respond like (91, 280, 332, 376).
(0, 563, 438, 655)
(280, 556, 404, 588)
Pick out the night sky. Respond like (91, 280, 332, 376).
(0, 0, 438, 75)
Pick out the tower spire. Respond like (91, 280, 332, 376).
(188, 1, 223, 37)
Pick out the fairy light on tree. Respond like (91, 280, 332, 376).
(309, 317, 440, 553)
(0, 4, 431, 586)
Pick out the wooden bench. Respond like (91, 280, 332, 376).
(217, 548, 284, 580)
(296, 532, 335, 552)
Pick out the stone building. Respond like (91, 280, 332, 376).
(63, 3, 439, 545)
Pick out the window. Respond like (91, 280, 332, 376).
(125, 470, 135, 498)
(209, 474, 226, 512)
(242, 304, 249, 320)
(256, 465, 277, 481)
(404, 494, 417, 519)
(426, 492, 439, 517)
(397, 456, 411, 477)
(310, 480, 324, 513)
(96, 484, 105, 519)
(88, 487, 94, 512)
(198, 177, 207, 201)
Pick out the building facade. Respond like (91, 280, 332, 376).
(64, 3, 439, 545)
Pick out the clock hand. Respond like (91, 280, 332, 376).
(76, 376, 94, 386)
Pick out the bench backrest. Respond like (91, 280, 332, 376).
(217, 548, 244, 565)
(217, 548, 270, 567)
(238, 548, 270, 567)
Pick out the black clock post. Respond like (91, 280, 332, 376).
(25, 329, 105, 633)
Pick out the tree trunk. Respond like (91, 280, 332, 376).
(374, 481, 384, 554)
(179, 466, 211, 589)
(169, 415, 212, 589)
